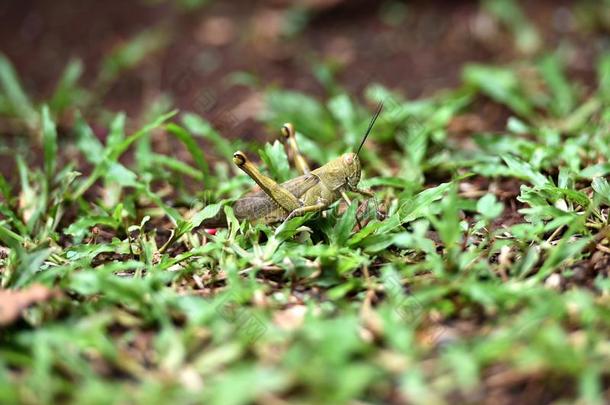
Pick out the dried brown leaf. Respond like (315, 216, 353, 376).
(0, 284, 60, 326)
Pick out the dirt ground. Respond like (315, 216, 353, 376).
(0, 0, 593, 139)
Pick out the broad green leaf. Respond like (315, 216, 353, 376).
(259, 140, 291, 182)
(378, 182, 452, 233)
(502, 155, 548, 187)
(592, 177, 610, 204)
(191, 202, 224, 228)
(463, 64, 533, 117)
(477, 193, 504, 220)
(580, 164, 610, 179)
(106, 163, 138, 187)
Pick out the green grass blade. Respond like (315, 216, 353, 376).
(166, 123, 210, 180)
(49, 59, 84, 114)
(0, 53, 36, 125)
(41, 106, 58, 183)
(72, 110, 177, 199)
(182, 113, 235, 160)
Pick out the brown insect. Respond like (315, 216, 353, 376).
(202, 103, 383, 227)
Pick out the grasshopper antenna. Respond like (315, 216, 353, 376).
(356, 101, 383, 157)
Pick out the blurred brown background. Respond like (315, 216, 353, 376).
(0, 0, 605, 137)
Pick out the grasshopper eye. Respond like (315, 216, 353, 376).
(343, 154, 354, 165)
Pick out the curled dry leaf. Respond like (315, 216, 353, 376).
(0, 284, 60, 326)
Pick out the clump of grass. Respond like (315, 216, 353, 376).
(2, 5, 610, 404)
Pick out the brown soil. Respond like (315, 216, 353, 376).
(0, 0, 595, 140)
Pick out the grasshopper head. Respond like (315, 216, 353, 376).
(343, 101, 382, 190)
(342, 152, 361, 188)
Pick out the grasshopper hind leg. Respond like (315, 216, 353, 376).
(233, 151, 302, 214)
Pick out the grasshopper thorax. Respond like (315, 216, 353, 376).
(313, 152, 361, 191)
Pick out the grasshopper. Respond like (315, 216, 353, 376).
(202, 103, 383, 228)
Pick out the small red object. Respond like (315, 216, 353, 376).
(205, 228, 217, 235)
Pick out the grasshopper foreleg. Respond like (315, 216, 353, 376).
(355, 189, 385, 221)
(349, 186, 375, 198)
(285, 199, 329, 222)
(345, 187, 377, 228)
